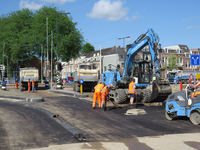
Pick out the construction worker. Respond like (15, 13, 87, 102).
(92, 82, 105, 109)
(101, 84, 113, 111)
(129, 78, 137, 108)
(190, 80, 200, 99)
(32, 79, 36, 92)
(15, 79, 18, 89)
(28, 79, 31, 92)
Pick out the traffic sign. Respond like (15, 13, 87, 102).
(79, 79, 84, 84)
(191, 55, 200, 66)
(189, 74, 193, 81)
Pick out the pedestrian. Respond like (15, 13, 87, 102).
(92, 82, 105, 109)
(28, 79, 31, 92)
(101, 84, 113, 112)
(32, 79, 36, 92)
(129, 78, 137, 108)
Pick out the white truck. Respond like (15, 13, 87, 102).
(20, 67, 39, 91)
(73, 64, 99, 92)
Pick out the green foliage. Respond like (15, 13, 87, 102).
(0, 5, 83, 74)
(81, 42, 95, 54)
(163, 54, 179, 71)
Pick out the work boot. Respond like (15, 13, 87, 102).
(93, 107, 95, 109)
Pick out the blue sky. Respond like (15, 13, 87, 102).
(0, 0, 200, 50)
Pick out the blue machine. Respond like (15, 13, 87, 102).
(102, 28, 172, 104)
(165, 84, 200, 125)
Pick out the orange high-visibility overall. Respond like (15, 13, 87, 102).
(15, 81, 18, 89)
(129, 81, 136, 94)
(28, 81, 31, 92)
(101, 86, 110, 102)
(192, 91, 200, 97)
(93, 84, 104, 108)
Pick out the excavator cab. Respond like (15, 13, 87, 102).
(130, 60, 152, 84)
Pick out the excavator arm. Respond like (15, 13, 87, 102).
(123, 28, 161, 79)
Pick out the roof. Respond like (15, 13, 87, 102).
(190, 48, 199, 52)
(178, 45, 190, 52)
(80, 46, 126, 58)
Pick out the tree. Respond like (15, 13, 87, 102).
(81, 42, 95, 54)
(163, 54, 179, 71)
(0, 6, 84, 74)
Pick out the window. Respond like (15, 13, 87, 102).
(120, 55, 124, 59)
(177, 49, 179, 53)
(180, 57, 183, 64)
(185, 53, 190, 58)
(186, 62, 188, 68)
(165, 48, 168, 53)
(162, 57, 164, 63)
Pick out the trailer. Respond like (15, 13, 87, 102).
(20, 67, 39, 91)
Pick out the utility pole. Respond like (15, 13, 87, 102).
(116, 38, 117, 66)
(2, 43, 5, 81)
(46, 17, 48, 80)
(44, 12, 70, 73)
(51, 30, 53, 89)
(100, 46, 101, 75)
(7, 56, 8, 83)
(41, 44, 43, 83)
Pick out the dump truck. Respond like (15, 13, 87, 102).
(73, 64, 99, 92)
(20, 67, 39, 91)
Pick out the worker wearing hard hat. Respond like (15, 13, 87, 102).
(129, 78, 137, 108)
(101, 84, 113, 111)
(92, 82, 105, 109)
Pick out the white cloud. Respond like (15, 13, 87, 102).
(124, 16, 130, 21)
(87, 0, 128, 21)
(20, 0, 42, 10)
(132, 11, 143, 20)
(186, 25, 200, 29)
(40, 0, 75, 5)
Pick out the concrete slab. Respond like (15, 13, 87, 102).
(125, 109, 147, 116)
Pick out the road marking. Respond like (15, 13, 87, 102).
(85, 142, 92, 147)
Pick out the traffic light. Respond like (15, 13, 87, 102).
(58, 63, 63, 71)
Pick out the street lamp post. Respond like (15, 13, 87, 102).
(118, 36, 130, 48)
(44, 12, 70, 72)
(4, 55, 8, 83)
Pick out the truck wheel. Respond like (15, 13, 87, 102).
(141, 89, 151, 103)
(190, 110, 200, 125)
(165, 109, 174, 121)
(114, 89, 127, 104)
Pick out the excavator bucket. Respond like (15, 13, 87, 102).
(150, 80, 172, 102)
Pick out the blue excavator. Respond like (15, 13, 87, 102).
(102, 28, 172, 104)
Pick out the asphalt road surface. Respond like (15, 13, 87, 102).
(21, 95, 200, 143)
(0, 102, 79, 150)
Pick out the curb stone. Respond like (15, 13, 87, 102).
(48, 90, 88, 98)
